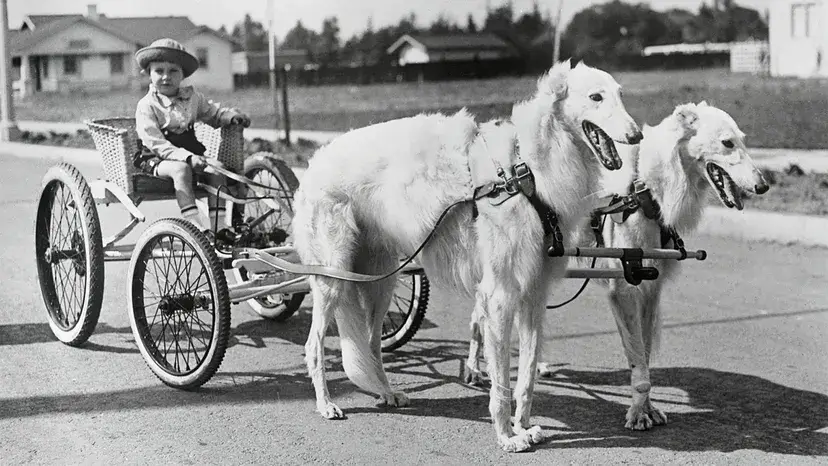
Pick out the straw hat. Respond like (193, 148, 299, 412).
(135, 38, 199, 77)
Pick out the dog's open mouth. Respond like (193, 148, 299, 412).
(706, 163, 743, 210)
(582, 121, 622, 170)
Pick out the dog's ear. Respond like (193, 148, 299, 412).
(698, 100, 709, 108)
(538, 61, 569, 99)
(673, 103, 699, 135)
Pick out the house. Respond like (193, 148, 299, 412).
(768, 1, 826, 77)
(10, 4, 237, 96)
(386, 33, 519, 66)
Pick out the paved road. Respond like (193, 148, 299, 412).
(1, 153, 827, 464)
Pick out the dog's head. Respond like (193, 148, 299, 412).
(672, 102, 769, 210)
(536, 60, 642, 171)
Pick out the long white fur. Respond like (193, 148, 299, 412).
(539, 101, 768, 430)
(291, 60, 641, 452)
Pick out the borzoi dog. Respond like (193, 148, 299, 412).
(537, 101, 769, 430)
(291, 60, 642, 452)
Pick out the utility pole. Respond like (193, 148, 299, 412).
(266, 0, 281, 141)
(0, 0, 19, 141)
(552, 0, 564, 64)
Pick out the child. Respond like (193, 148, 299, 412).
(134, 37, 250, 236)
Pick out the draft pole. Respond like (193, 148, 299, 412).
(0, 0, 20, 141)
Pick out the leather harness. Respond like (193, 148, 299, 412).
(590, 180, 688, 259)
(470, 138, 566, 256)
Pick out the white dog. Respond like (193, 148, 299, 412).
(536, 102, 769, 430)
(291, 60, 641, 452)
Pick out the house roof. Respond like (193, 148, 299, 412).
(10, 16, 140, 54)
(387, 33, 516, 55)
(11, 12, 235, 55)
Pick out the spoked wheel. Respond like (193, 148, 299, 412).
(233, 152, 306, 321)
(128, 218, 230, 389)
(381, 269, 430, 352)
(35, 163, 104, 346)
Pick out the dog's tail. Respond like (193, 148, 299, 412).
(336, 298, 391, 396)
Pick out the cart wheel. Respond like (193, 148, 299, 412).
(128, 218, 230, 389)
(381, 269, 430, 352)
(35, 163, 104, 346)
(233, 152, 305, 321)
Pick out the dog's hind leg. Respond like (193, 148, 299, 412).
(305, 276, 349, 419)
(608, 281, 662, 430)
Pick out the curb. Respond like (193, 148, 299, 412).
(2, 141, 824, 248)
(698, 207, 828, 248)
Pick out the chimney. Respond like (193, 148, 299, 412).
(87, 4, 99, 21)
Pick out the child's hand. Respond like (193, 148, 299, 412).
(231, 114, 251, 127)
(188, 154, 208, 171)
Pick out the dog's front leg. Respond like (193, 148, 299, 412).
(478, 280, 537, 453)
(511, 295, 546, 445)
(608, 282, 665, 430)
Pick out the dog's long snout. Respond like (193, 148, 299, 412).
(626, 130, 644, 145)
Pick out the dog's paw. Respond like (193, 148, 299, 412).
(318, 402, 345, 420)
(537, 362, 556, 378)
(462, 364, 489, 387)
(377, 391, 410, 408)
(513, 425, 545, 445)
(624, 402, 667, 430)
(499, 433, 534, 453)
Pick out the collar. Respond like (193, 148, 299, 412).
(150, 84, 194, 108)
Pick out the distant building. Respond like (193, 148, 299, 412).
(768, 1, 826, 77)
(642, 41, 769, 74)
(386, 33, 519, 66)
(10, 4, 237, 96)
(232, 49, 315, 75)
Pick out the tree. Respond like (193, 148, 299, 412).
(466, 14, 478, 33)
(429, 13, 462, 34)
(281, 20, 319, 55)
(231, 14, 269, 52)
(318, 17, 341, 65)
(514, 1, 550, 42)
(483, 4, 514, 33)
(563, 1, 673, 65)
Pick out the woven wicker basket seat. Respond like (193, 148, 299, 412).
(85, 117, 244, 197)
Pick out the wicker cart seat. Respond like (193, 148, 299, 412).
(85, 117, 244, 197)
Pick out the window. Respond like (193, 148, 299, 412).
(63, 56, 78, 75)
(42, 59, 49, 78)
(68, 39, 90, 49)
(792, 3, 817, 38)
(109, 54, 123, 74)
(196, 47, 209, 69)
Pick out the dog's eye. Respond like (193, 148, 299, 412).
(589, 93, 603, 102)
(722, 139, 734, 149)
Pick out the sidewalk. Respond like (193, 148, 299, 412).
(3, 129, 825, 249)
(16, 120, 342, 145)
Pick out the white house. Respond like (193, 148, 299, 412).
(769, 0, 827, 77)
(386, 33, 518, 66)
(10, 4, 237, 96)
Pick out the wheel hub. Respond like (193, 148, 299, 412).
(158, 293, 210, 315)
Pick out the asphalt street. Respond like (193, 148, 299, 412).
(1, 152, 826, 465)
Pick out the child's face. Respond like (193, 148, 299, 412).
(148, 61, 184, 96)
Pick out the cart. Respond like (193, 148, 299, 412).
(34, 118, 428, 390)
